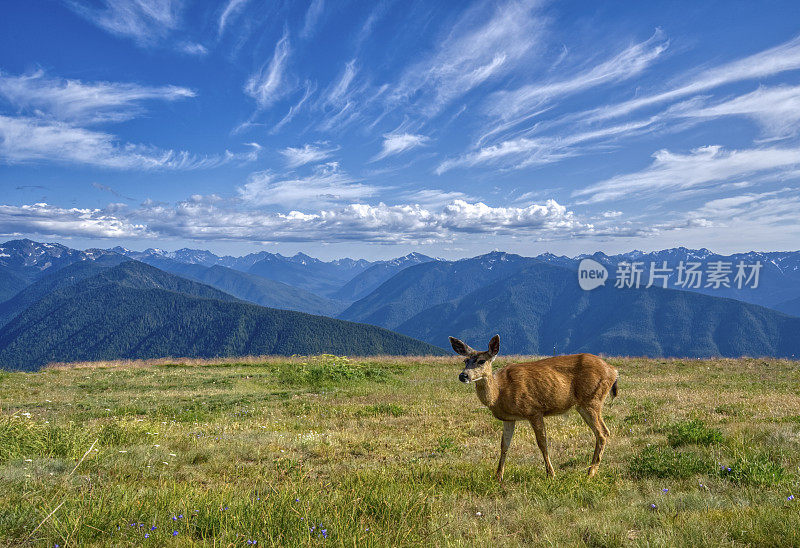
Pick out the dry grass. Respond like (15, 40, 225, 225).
(1, 354, 799, 546)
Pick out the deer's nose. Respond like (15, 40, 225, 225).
(458, 372, 469, 383)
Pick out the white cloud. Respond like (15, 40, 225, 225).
(218, 0, 250, 36)
(574, 145, 800, 203)
(373, 133, 430, 161)
(437, 118, 655, 173)
(387, 0, 546, 118)
(325, 59, 358, 107)
(583, 34, 800, 123)
(272, 81, 316, 133)
(238, 163, 377, 207)
(280, 143, 338, 168)
(300, 0, 325, 39)
(671, 84, 800, 140)
(401, 189, 476, 207)
(486, 30, 668, 121)
(0, 70, 195, 124)
(0, 202, 146, 238)
(0, 115, 257, 169)
(67, 0, 183, 46)
(179, 42, 208, 56)
(244, 30, 291, 109)
(127, 196, 592, 243)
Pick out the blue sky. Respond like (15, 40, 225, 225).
(1, 0, 800, 260)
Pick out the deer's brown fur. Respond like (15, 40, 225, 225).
(451, 335, 618, 480)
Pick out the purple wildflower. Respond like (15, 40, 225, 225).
(789, 495, 795, 501)
(172, 531, 178, 536)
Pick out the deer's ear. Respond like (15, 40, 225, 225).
(449, 336, 473, 356)
(488, 334, 500, 356)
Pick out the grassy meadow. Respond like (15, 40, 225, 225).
(1, 354, 799, 547)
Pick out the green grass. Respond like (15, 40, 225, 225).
(1, 355, 799, 546)
(665, 419, 724, 447)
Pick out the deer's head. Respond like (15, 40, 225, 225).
(450, 335, 500, 383)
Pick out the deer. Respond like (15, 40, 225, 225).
(450, 334, 618, 480)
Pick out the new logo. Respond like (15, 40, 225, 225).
(578, 258, 608, 291)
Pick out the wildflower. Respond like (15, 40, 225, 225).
(662, 488, 669, 493)
(321, 529, 328, 538)
(151, 526, 156, 531)
(172, 531, 178, 536)
(172, 516, 177, 521)
(144, 534, 150, 539)
(178, 514, 183, 518)
(295, 498, 299, 502)
(476, 511, 482, 516)
(650, 503, 657, 510)
(789, 495, 795, 501)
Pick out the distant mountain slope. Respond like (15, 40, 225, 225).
(338, 252, 539, 329)
(247, 254, 360, 296)
(552, 248, 800, 310)
(333, 253, 435, 301)
(774, 296, 800, 317)
(132, 256, 346, 315)
(395, 263, 800, 358)
(0, 261, 444, 371)
(1, 239, 120, 283)
(0, 269, 27, 303)
(0, 257, 129, 328)
(113, 246, 374, 294)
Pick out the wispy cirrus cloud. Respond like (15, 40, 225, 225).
(0, 70, 195, 124)
(574, 145, 800, 203)
(437, 118, 656, 173)
(485, 29, 669, 122)
(670, 84, 800, 140)
(300, 0, 325, 39)
(244, 30, 291, 109)
(373, 133, 430, 161)
(218, 0, 251, 36)
(66, 0, 183, 46)
(0, 115, 258, 169)
(386, 0, 546, 119)
(238, 163, 377, 208)
(582, 34, 800, 123)
(280, 143, 338, 168)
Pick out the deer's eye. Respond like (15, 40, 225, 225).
(477, 360, 486, 365)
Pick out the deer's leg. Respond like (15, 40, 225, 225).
(495, 420, 516, 482)
(529, 413, 555, 477)
(577, 406, 607, 477)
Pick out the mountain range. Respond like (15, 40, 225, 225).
(0, 259, 443, 370)
(1, 239, 799, 368)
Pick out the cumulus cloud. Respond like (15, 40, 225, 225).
(137, 196, 591, 243)
(0, 70, 195, 124)
(0, 202, 147, 238)
(2, 194, 597, 244)
(280, 143, 337, 168)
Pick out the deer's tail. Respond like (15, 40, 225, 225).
(610, 378, 618, 400)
